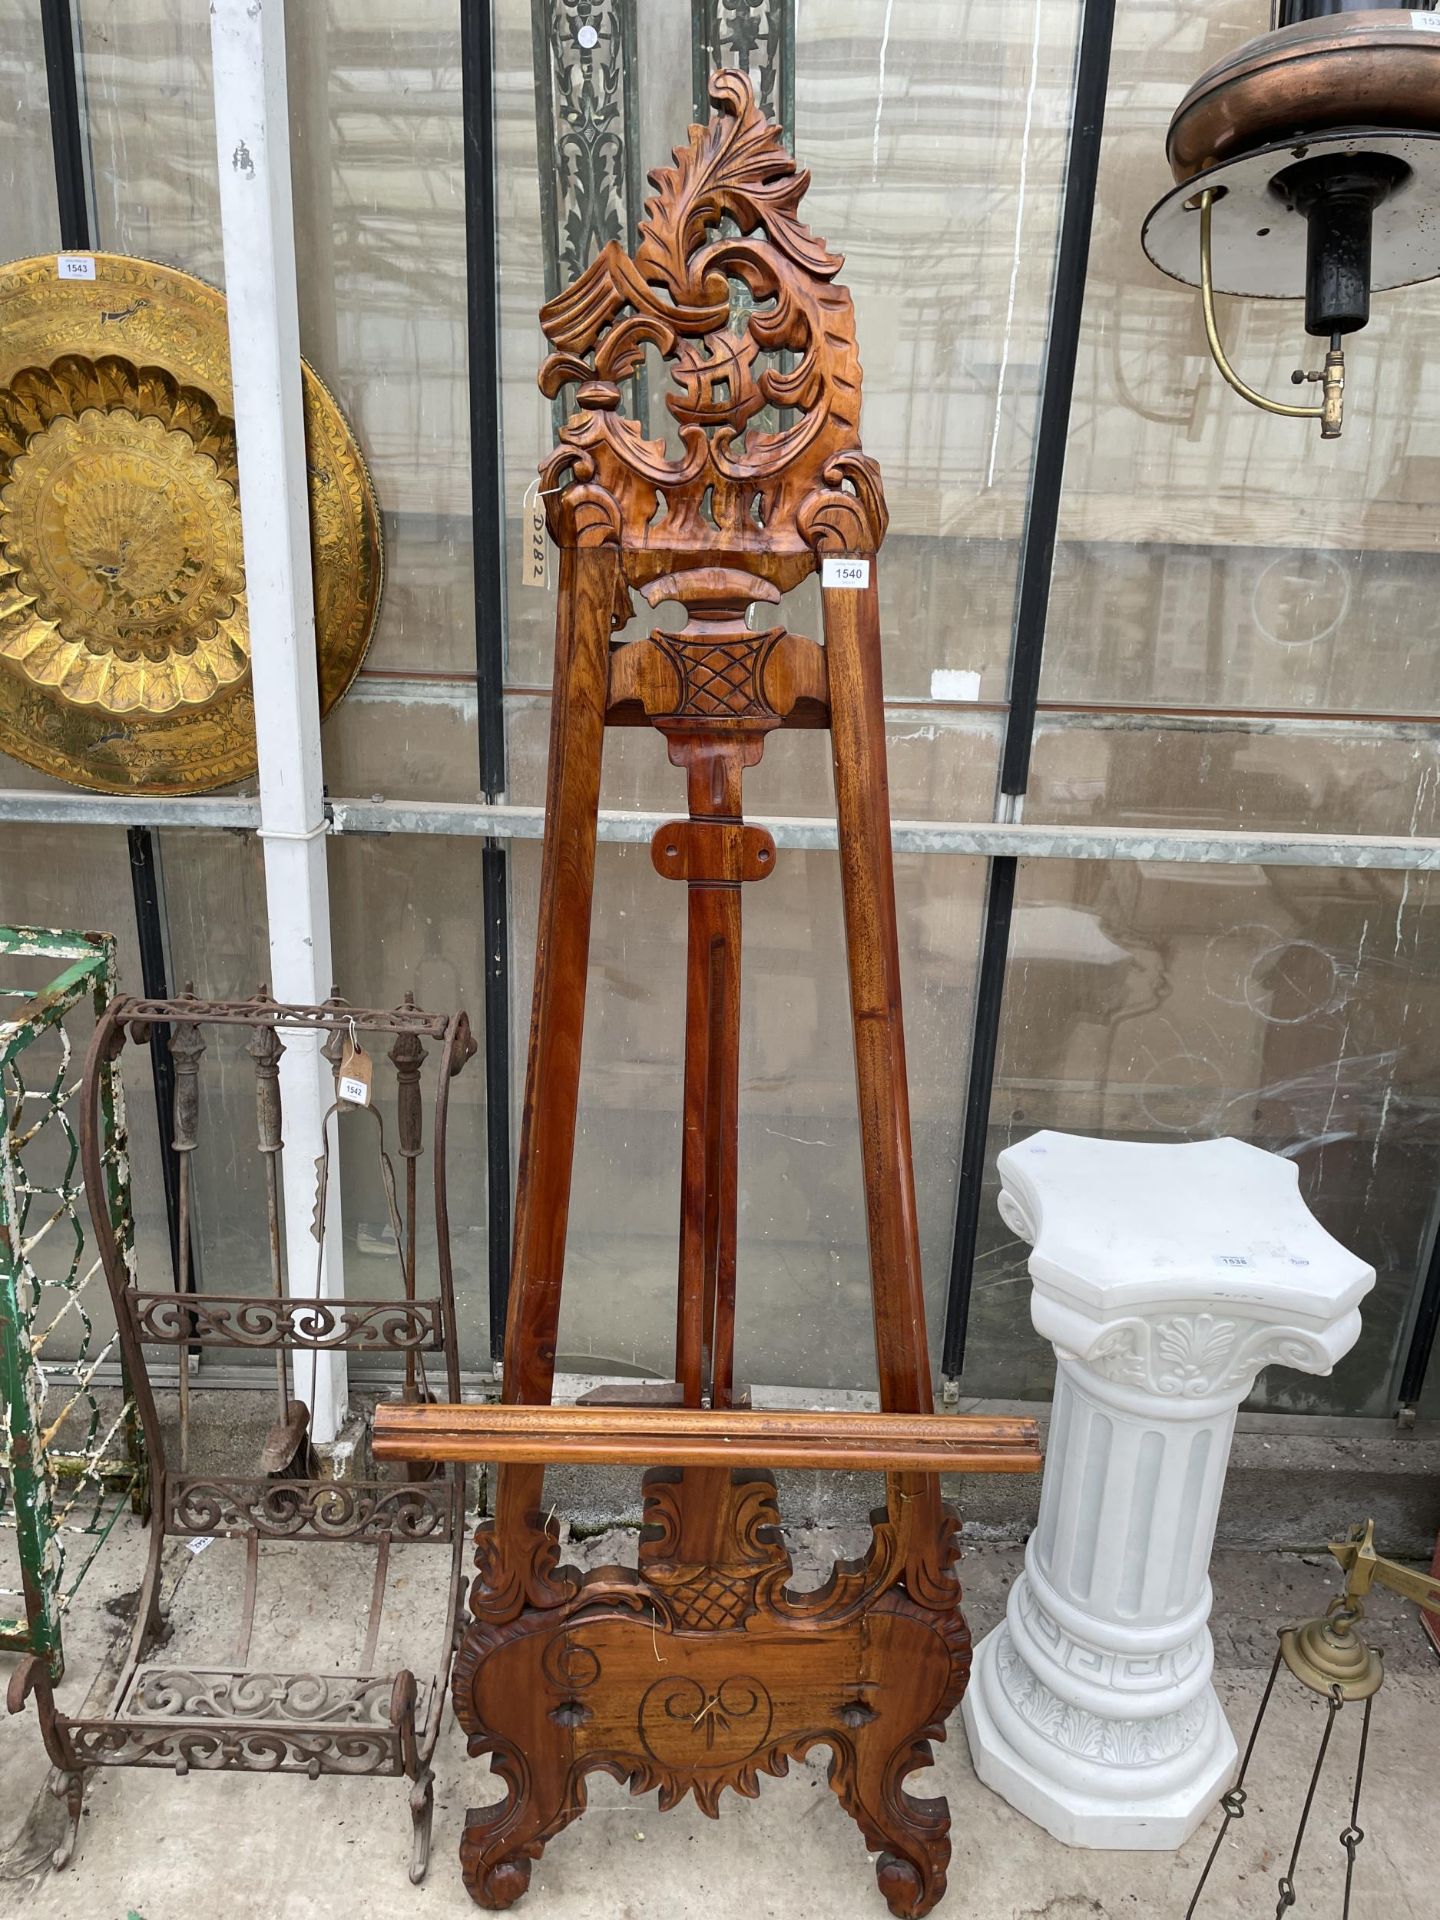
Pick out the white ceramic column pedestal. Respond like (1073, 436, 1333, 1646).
(962, 1132, 1374, 1849)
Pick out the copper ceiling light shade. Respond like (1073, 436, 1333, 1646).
(1142, 2, 1440, 438)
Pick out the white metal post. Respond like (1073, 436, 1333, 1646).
(210, 0, 345, 1440)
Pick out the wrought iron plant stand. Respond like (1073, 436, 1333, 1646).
(8, 990, 475, 1881)
(375, 72, 1040, 1917)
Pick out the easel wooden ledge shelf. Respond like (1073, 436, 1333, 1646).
(372, 1404, 1043, 1475)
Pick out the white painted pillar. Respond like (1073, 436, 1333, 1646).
(210, 0, 345, 1440)
(963, 1131, 1373, 1848)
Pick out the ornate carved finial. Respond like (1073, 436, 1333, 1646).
(536, 70, 886, 570)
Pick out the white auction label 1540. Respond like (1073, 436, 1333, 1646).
(821, 557, 871, 590)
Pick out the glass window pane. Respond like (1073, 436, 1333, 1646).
(1028, 715, 1440, 839)
(518, 836, 991, 1392)
(0, 825, 170, 1301)
(288, 6, 476, 796)
(1043, 0, 1440, 719)
(0, 0, 62, 259)
(967, 856, 1440, 1416)
(78, 0, 223, 279)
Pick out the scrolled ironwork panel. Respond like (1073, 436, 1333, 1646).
(127, 1293, 444, 1352)
(120, 994, 453, 1040)
(124, 1667, 406, 1726)
(533, 0, 644, 421)
(166, 1476, 455, 1543)
(64, 1716, 404, 1776)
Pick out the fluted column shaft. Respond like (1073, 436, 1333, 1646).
(962, 1130, 1373, 1849)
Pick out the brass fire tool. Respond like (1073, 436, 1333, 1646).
(1188, 1519, 1440, 1919)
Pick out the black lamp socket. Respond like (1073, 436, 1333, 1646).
(1271, 152, 1410, 336)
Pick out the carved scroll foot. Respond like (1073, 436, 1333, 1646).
(875, 1850, 945, 1920)
(455, 1730, 584, 1913)
(459, 1785, 577, 1913)
(464, 1846, 535, 1913)
(831, 1732, 950, 1919)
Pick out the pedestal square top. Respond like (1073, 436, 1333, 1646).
(996, 1132, 1374, 1319)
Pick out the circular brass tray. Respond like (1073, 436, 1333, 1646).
(0, 252, 383, 793)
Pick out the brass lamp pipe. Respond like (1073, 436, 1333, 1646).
(1197, 189, 1346, 436)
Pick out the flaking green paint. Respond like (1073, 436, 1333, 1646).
(0, 926, 146, 1678)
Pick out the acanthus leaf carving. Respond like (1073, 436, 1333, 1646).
(996, 1633, 1208, 1768)
(537, 69, 885, 564)
(468, 1512, 579, 1626)
(636, 69, 838, 298)
(1083, 1311, 1335, 1398)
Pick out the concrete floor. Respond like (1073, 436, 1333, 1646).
(2, 1515, 1438, 1920)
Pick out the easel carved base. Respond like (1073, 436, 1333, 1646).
(454, 1470, 971, 1917)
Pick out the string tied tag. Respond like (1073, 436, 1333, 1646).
(521, 476, 560, 588)
(338, 1016, 373, 1108)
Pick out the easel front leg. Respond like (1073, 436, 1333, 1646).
(485, 543, 621, 1608)
(823, 569, 953, 1563)
(823, 569, 931, 1419)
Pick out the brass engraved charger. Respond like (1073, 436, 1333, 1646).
(0, 252, 382, 793)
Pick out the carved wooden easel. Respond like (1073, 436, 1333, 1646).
(375, 71, 1039, 1917)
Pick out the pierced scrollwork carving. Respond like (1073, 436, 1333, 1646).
(454, 1469, 969, 1915)
(537, 69, 886, 564)
(452, 1560, 968, 1916)
(167, 1476, 454, 1543)
(129, 1292, 444, 1353)
(468, 1511, 580, 1626)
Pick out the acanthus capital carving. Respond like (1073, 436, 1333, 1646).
(1040, 1296, 1339, 1401)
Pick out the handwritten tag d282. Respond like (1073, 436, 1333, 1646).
(522, 503, 548, 587)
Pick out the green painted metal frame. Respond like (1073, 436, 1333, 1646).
(0, 925, 144, 1680)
